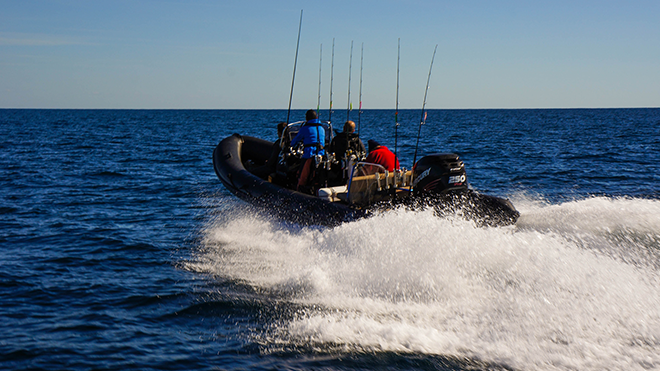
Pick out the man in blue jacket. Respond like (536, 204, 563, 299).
(291, 109, 325, 193)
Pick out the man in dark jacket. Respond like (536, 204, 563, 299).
(329, 120, 365, 160)
(252, 121, 286, 180)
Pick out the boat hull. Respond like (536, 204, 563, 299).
(213, 134, 519, 227)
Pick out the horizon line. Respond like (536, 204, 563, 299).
(2, 106, 659, 111)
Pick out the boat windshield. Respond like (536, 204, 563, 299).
(281, 121, 334, 150)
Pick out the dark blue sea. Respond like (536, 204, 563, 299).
(1, 108, 659, 371)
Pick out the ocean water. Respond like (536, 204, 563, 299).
(1, 108, 659, 370)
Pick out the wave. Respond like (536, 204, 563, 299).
(193, 196, 660, 371)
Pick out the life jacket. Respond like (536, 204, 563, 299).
(344, 133, 363, 153)
(332, 132, 364, 160)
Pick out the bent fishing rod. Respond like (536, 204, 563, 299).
(411, 44, 438, 168)
(285, 10, 303, 125)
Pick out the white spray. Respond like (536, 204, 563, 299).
(190, 196, 660, 371)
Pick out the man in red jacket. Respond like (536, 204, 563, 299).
(365, 140, 399, 172)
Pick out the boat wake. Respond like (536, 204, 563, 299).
(189, 195, 660, 371)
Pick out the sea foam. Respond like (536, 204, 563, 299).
(195, 196, 660, 371)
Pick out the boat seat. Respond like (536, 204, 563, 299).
(317, 185, 348, 202)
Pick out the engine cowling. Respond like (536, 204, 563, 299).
(412, 153, 468, 194)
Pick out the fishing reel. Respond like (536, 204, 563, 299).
(315, 153, 334, 170)
(283, 142, 304, 160)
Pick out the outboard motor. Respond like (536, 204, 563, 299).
(412, 153, 468, 194)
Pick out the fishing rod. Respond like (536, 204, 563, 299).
(394, 38, 400, 160)
(346, 40, 354, 122)
(316, 44, 322, 116)
(358, 42, 364, 135)
(328, 38, 335, 124)
(411, 44, 438, 168)
(285, 10, 303, 125)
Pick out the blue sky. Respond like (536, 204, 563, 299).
(1, 0, 658, 109)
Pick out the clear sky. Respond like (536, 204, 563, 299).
(1, 0, 658, 109)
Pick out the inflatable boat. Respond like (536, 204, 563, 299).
(213, 123, 519, 227)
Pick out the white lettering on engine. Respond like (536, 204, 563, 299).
(448, 175, 466, 184)
(412, 168, 431, 187)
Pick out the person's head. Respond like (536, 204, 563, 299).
(305, 109, 317, 121)
(368, 139, 381, 153)
(343, 120, 356, 133)
(277, 122, 287, 138)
